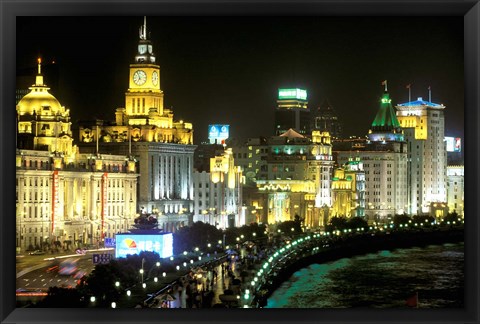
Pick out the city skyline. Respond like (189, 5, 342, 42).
(16, 16, 464, 144)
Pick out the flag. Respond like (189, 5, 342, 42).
(406, 84, 411, 89)
(405, 292, 418, 308)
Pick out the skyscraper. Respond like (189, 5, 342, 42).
(310, 99, 343, 139)
(274, 88, 310, 135)
(396, 96, 447, 216)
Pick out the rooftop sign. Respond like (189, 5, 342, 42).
(278, 88, 307, 100)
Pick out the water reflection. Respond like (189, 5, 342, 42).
(266, 242, 464, 308)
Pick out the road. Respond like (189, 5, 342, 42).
(16, 249, 114, 294)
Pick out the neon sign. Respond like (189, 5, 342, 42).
(278, 88, 307, 100)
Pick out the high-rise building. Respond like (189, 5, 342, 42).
(274, 88, 310, 135)
(396, 96, 447, 216)
(16, 60, 138, 251)
(310, 99, 343, 139)
(336, 89, 408, 223)
(78, 18, 196, 232)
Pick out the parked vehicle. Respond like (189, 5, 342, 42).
(29, 250, 45, 255)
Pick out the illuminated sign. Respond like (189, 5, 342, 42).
(114, 233, 173, 259)
(278, 88, 307, 100)
(445, 137, 462, 152)
(208, 124, 230, 144)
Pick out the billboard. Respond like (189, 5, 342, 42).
(208, 124, 230, 144)
(278, 88, 307, 100)
(445, 137, 462, 152)
(115, 233, 173, 259)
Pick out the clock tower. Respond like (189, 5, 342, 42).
(126, 17, 164, 119)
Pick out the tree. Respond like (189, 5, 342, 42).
(393, 214, 411, 227)
(173, 222, 222, 254)
(412, 215, 435, 226)
(80, 263, 123, 307)
(277, 220, 302, 235)
(35, 287, 86, 308)
(443, 211, 461, 224)
(346, 217, 368, 230)
(325, 216, 348, 232)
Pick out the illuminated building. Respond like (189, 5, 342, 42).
(232, 137, 269, 185)
(194, 143, 225, 173)
(336, 89, 408, 223)
(331, 157, 365, 218)
(78, 18, 195, 232)
(446, 165, 464, 216)
(396, 96, 447, 216)
(275, 88, 310, 135)
(234, 129, 334, 228)
(16, 60, 60, 105)
(193, 148, 244, 228)
(310, 99, 343, 139)
(16, 60, 138, 251)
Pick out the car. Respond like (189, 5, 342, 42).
(46, 265, 59, 273)
(29, 250, 45, 255)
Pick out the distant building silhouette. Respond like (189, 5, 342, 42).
(310, 99, 343, 139)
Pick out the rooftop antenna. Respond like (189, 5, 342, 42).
(144, 16, 147, 39)
(428, 86, 432, 102)
(139, 16, 147, 40)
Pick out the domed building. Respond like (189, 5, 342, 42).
(16, 58, 74, 156)
(16, 59, 139, 253)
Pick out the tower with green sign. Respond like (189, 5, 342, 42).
(275, 88, 310, 136)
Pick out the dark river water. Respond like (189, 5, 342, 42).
(266, 242, 464, 308)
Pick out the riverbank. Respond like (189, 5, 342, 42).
(252, 226, 464, 307)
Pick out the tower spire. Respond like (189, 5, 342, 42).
(35, 58, 45, 86)
(37, 57, 42, 74)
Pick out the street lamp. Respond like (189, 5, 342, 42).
(140, 258, 145, 284)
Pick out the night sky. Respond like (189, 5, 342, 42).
(16, 16, 464, 144)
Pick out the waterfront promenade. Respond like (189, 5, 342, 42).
(16, 224, 464, 309)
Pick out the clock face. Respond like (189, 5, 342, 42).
(152, 71, 159, 86)
(133, 70, 147, 86)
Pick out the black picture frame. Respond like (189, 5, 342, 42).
(1, 1, 478, 324)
